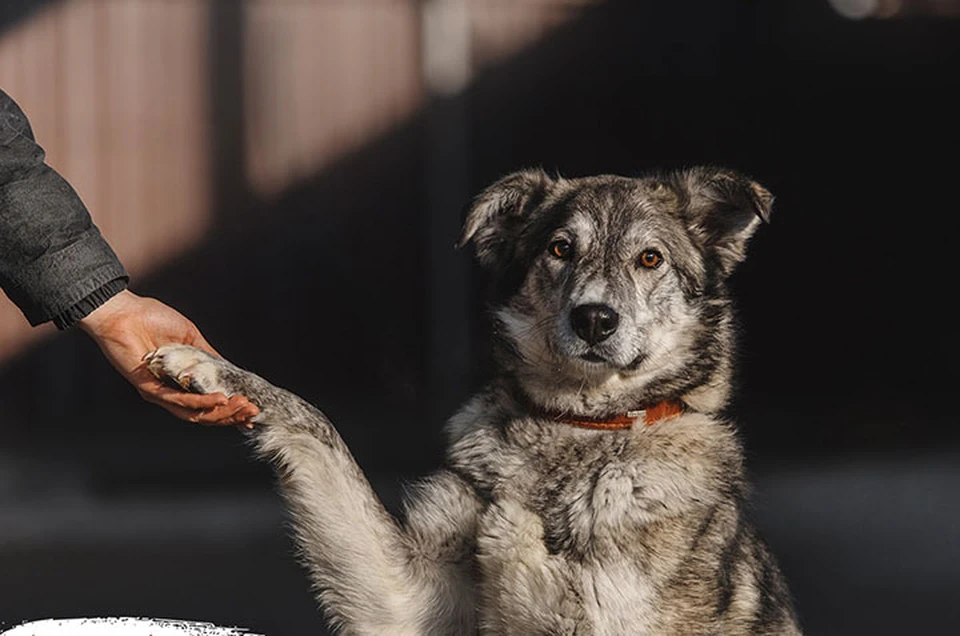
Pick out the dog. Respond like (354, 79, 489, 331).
(146, 166, 801, 635)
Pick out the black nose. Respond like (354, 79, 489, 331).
(570, 304, 620, 345)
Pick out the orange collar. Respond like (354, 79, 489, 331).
(543, 400, 686, 431)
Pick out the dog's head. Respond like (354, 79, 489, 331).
(459, 167, 772, 416)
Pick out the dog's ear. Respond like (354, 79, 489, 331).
(458, 169, 555, 269)
(675, 167, 773, 276)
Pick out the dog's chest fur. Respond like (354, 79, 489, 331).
(448, 394, 745, 635)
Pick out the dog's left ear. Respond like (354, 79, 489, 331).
(676, 167, 773, 276)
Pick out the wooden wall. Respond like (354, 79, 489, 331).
(0, 0, 211, 357)
(0, 0, 597, 363)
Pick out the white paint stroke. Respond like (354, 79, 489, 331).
(0, 618, 263, 636)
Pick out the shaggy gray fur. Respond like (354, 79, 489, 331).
(147, 166, 801, 635)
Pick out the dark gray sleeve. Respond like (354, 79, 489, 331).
(0, 89, 128, 329)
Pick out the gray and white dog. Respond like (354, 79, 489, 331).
(147, 167, 801, 635)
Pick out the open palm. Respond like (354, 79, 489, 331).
(79, 290, 258, 426)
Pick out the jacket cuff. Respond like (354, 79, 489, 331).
(6, 227, 129, 326)
(52, 276, 129, 330)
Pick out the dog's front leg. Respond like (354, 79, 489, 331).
(146, 344, 480, 635)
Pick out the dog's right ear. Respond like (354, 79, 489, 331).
(675, 167, 774, 277)
(457, 169, 555, 269)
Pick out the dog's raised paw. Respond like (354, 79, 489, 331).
(145, 344, 230, 396)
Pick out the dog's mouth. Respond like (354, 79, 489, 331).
(576, 349, 647, 371)
(579, 352, 606, 364)
(623, 352, 648, 371)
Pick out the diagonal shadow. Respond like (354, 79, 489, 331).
(0, 0, 58, 32)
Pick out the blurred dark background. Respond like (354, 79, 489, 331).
(1, 0, 958, 634)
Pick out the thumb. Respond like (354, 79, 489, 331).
(185, 328, 222, 358)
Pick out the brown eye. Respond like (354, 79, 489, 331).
(638, 249, 663, 269)
(549, 239, 573, 260)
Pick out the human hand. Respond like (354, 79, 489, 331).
(79, 289, 259, 427)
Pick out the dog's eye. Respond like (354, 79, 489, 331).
(638, 249, 663, 269)
(549, 239, 573, 260)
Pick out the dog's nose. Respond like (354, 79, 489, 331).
(570, 304, 620, 345)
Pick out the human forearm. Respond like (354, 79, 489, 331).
(0, 88, 128, 326)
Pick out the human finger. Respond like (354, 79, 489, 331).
(193, 397, 260, 426)
(151, 399, 257, 427)
(137, 379, 231, 410)
(153, 401, 213, 424)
